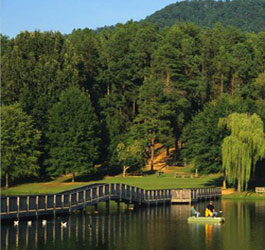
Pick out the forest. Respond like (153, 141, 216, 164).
(1, 19, 265, 190)
(144, 0, 265, 33)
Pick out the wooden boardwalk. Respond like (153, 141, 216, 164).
(171, 187, 221, 203)
(0, 183, 221, 220)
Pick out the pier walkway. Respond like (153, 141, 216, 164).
(1, 183, 221, 220)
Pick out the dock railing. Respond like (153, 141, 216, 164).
(1, 184, 221, 220)
(1, 183, 171, 220)
(171, 187, 221, 203)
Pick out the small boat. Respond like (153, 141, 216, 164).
(188, 217, 225, 223)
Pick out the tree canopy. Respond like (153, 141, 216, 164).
(46, 87, 101, 182)
(144, 0, 265, 33)
(1, 20, 265, 189)
(1, 104, 41, 188)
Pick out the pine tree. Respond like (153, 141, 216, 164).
(135, 77, 173, 171)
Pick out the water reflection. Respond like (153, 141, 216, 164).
(1, 200, 265, 250)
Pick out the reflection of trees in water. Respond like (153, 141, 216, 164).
(1, 205, 172, 250)
(221, 200, 265, 250)
(1, 201, 265, 250)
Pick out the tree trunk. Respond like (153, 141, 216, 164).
(220, 74, 224, 95)
(123, 166, 129, 178)
(166, 146, 170, 156)
(231, 74, 235, 96)
(5, 172, 9, 189)
(195, 168, 198, 177)
(150, 139, 154, 171)
(213, 81, 217, 100)
(72, 172, 75, 183)
(237, 177, 241, 192)
(166, 71, 170, 93)
(223, 171, 227, 189)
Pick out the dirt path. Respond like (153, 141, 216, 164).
(145, 144, 175, 173)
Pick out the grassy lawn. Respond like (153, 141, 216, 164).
(1, 173, 223, 196)
(222, 192, 265, 200)
(98, 173, 222, 189)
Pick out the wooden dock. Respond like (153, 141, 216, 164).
(171, 187, 221, 203)
(0, 184, 221, 220)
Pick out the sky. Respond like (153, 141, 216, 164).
(1, 0, 179, 38)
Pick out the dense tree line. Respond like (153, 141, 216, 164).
(1, 20, 265, 188)
(144, 0, 265, 33)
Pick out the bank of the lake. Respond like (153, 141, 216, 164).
(2, 173, 264, 200)
(222, 192, 265, 200)
(1, 173, 223, 196)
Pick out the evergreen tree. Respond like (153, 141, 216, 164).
(46, 87, 101, 182)
(135, 77, 173, 171)
(181, 95, 255, 174)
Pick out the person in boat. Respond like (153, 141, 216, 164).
(205, 200, 218, 217)
(191, 204, 200, 217)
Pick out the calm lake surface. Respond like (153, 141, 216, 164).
(1, 200, 265, 250)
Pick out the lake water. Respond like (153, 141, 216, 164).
(1, 200, 265, 250)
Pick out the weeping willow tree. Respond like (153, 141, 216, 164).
(219, 113, 265, 192)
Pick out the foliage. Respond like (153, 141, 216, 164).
(1, 20, 265, 185)
(1, 31, 80, 133)
(46, 87, 101, 181)
(145, 0, 265, 33)
(181, 95, 255, 174)
(116, 140, 146, 174)
(135, 76, 174, 145)
(219, 113, 265, 191)
(1, 104, 41, 188)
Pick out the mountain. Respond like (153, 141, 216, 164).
(144, 0, 265, 33)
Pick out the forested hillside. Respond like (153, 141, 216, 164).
(144, 0, 265, 33)
(1, 20, 265, 189)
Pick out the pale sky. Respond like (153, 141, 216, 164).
(1, 0, 180, 37)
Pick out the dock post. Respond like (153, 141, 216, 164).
(77, 192, 79, 205)
(17, 196, 20, 218)
(27, 196, 29, 212)
(7, 197, 10, 215)
(62, 194, 64, 209)
(69, 194, 72, 213)
(109, 184, 111, 201)
(97, 186, 99, 202)
(83, 190, 86, 208)
(120, 184, 122, 201)
(45, 195, 47, 211)
(53, 194, 56, 215)
(90, 189, 92, 202)
(36, 195, 39, 217)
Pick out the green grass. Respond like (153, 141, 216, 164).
(1, 173, 222, 195)
(222, 192, 265, 200)
(97, 173, 222, 189)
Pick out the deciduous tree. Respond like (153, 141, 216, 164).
(219, 113, 265, 191)
(1, 104, 41, 188)
(46, 87, 101, 182)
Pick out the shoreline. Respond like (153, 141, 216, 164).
(222, 192, 265, 200)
